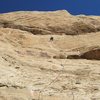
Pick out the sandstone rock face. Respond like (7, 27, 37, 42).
(0, 10, 100, 100)
(0, 10, 100, 35)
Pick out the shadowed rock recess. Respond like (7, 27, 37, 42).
(0, 10, 100, 100)
(81, 48, 100, 60)
(67, 46, 100, 60)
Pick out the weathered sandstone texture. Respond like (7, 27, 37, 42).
(0, 10, 100, 100)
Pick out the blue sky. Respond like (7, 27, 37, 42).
(0, 0, 100, 15)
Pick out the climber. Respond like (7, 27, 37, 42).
(50, 36, 54, 41)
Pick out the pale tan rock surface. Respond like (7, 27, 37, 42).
(0, 10, 100, 100)
(0, 10, 100, 35)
